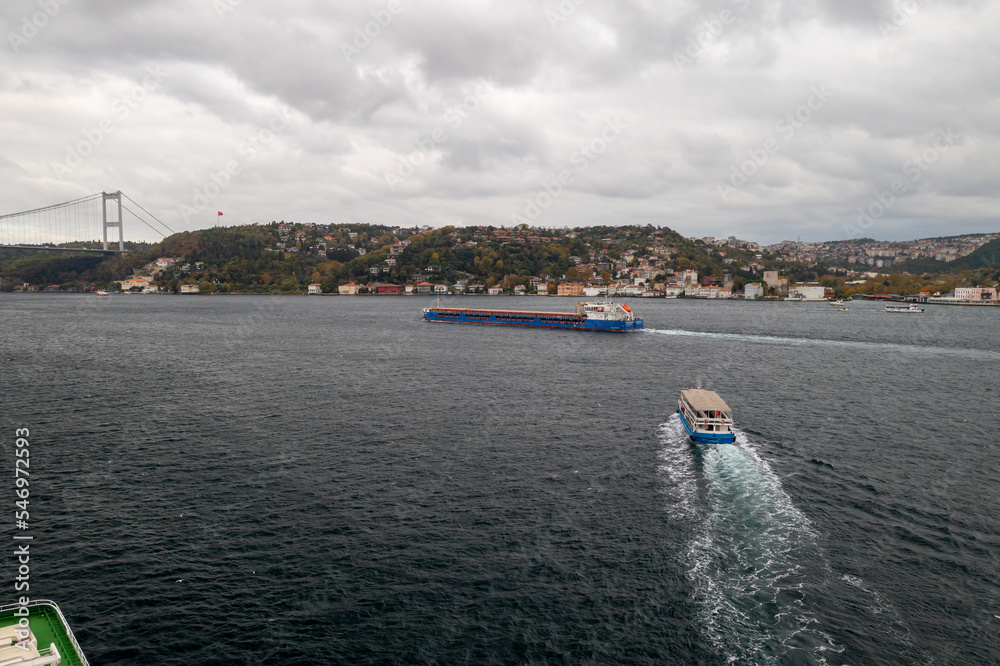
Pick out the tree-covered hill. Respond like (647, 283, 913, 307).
(1, 221, 996, 295)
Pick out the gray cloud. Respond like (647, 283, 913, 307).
(0, 0, 996, 243)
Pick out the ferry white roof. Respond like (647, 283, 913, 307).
(681, 389, 732, 413)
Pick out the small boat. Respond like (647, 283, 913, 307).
(840, 307, 849, 312)
(885, 304, 924, 313)
(0, 600, 89, 665)
(677, 388, 735, 444)
(829, 299, 845, 306)
(95, 290, 109, 296)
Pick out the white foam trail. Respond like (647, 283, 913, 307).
(658, 416, 843, 663)
(656, 418, 703, 522)
(642, 328, 1000, 361)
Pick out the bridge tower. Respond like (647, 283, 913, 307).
(102, 191, 124, 252)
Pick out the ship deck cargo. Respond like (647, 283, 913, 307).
(422, 301, 643, 332)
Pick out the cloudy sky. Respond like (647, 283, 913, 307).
(1, 0, 997, 244)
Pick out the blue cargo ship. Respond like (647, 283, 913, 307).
(423, 300, 643, 332)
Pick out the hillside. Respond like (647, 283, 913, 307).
(3, 223, 754, 293)
(1, 222, 997, 295)
(941, 238, 1000, 273)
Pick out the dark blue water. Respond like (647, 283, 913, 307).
(1, 295, 998, 664)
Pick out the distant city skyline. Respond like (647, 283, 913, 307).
(1, 1, 998, 245)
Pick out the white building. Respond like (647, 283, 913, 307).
(678, 269, 698, 285)
(308, 283, 322, 295)
(744, 283, 764, 300)
(955, 287, 997, 301)
(787, 285, 826, 301)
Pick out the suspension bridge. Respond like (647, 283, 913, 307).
(0, 191, 175, 254)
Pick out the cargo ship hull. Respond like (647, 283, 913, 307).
(423, 307, 643, 332)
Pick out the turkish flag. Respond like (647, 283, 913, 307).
(217, 211, 223, 216)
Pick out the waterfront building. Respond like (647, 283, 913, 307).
(339, 283, 362, 295)
(787, 285, 826, 301)
(955, 287, 997, 301)
(763, 271, 788, 292)
(557, 282, 584, 296)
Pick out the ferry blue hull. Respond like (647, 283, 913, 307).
(678, 406, 735, 444)
(423, 310, 643, 332)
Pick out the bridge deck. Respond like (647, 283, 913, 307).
(0, 245, 116, 254)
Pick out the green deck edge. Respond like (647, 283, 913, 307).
(0, 602, 87, 666)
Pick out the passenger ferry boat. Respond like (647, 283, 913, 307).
(885, 304, 924, 313)
(677, 388, 735, 444)
(0, 600, 89, 665)
(423, 300, 643, 332)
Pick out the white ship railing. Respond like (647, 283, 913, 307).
(0, 600, 89, 666)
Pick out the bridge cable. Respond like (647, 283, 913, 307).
(0, 193, 103, 221)
(121, 203, 171, 239)
(121, 193, 176, 236)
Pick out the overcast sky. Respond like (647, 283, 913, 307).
(1, 0, 997, 244)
